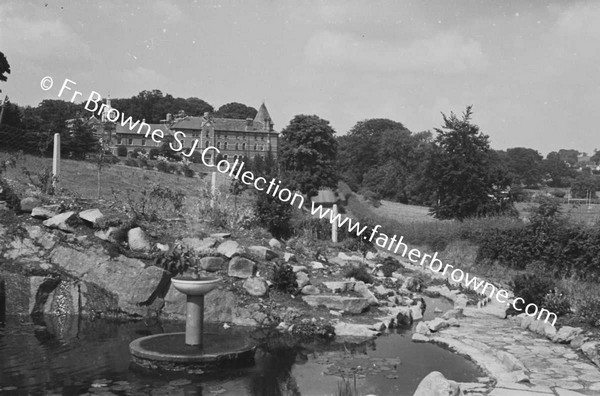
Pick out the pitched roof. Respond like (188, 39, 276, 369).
(171, 116, 271, 133)
(114, 122, 171, 135)
(254, 102, 272, 123)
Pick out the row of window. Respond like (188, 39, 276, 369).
(188, 132, 269, 141)
(115, 138, 269, 151)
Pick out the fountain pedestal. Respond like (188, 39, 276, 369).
(186, 295, 204, 346)
(129, 276, 256, 371)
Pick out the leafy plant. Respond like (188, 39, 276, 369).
(345, 265, 373, 284)
(154, 243, 196, 275)
(510, 273, 555, 310)
(113, 184, 185, 222)
(21, 165, 56, 195)
(542, 289, 571, 317)
(576, 297, 600, 327)
(380, 256, 400, 277)
(271, 263, 297, 293)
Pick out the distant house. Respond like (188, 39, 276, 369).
(65, 115, 104, 138)
(112, 122, 171, 154)
(310, 189, 342, 208)
(169, 102, 278, 164)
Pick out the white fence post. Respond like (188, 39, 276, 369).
(210, 171, 217, 208)
(332, 204, 338, 243)
(52, 133, 60, 190)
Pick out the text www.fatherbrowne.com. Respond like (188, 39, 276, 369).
(42, 76, 558, 326)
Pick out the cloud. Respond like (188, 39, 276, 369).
(0, 4, 92, 61)
(153, 0, 185, 24)
(556, 2, 600, 37)
(304, 30, 487, 74)
(121, 66, 169, 89)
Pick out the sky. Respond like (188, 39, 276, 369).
(1, 0, 599, 156)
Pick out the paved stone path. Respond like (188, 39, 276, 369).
(427, 298, 600, 395)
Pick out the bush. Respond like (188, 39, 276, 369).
(542, 289, 571, 317)
(0, 177, 20, 210)
(148, 148, 159, 160)
(550, 190, 566, 198)
(345, 265, 373, 284)
(117, 145, 128, 157)
(124, 158, 138, 167)
(255, 193, 293, 239)
(272, 263, 297, 293)
(182, 165, 195, 178)
(380, 256, 400, 277)
(510, 273, 555, 310)
(576, 297, 600, 327)
(113, 184, 185, 222)
(156, 161, 169, 173)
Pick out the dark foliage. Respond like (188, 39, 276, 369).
(510, 273, 555, 310)
(116, 145, 128, 157)
(272, 264, 297, 293)
(344, 265, 373, 284)
(255, 192, 293, 239)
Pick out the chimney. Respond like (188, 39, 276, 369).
(204, 112, 210, 118)
(246, 117, 253, 127)
(166, 113, 172, 122)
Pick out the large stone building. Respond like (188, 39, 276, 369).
(104, 101, 277, 162)
(169, 102, 277, 163)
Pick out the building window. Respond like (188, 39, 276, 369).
(242, 143, 246, 150)
(224, 142, 228, 150)
(141, 139, 146, 146)
(253, 144, 257, 151)
(235, 143, 239, 150)
(217, 142, 221, 149)
(128, 138, 133, 145)
(223, 154, 228, 160)
(205, 141, 210, 148)
(233, 155, 238, 161)
(261, 136, 265, 141)
(117, 138, 122, 145)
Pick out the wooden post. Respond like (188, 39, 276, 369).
(210, 171, 217, 208)
(52, 133, 60, 190)
(332, 204, 338, 243)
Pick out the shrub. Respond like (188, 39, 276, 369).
(380, 256, 400, 277)
(291, 216, 331, 241)
(345, 265, 373, 284)
(510, 273, 555, 310)
(113, 184, 185, 222)
(272, 263, 297, 293)
(167, 163, 179, 174)
(576, 297, 600, 327)
(362, 190, 381, 208)
(154, 244, 197, 276)
(117, 145, 128, 157)
(182, 165, 195, 178)
(148, 148, 159, 160)
(21, 166, 55, 195)
(156, 161, 169, 173)
(550, 190, 566, 198)
(542, 289, 571, 317)
(0, 177, 20, 210)
(124, 158, 138, 167)
(255, 193, 293, 239)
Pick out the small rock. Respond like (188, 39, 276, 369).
(228, 256, 255, 278)
(210, 232, 231, 240)
(94, 226, 120, 242)
(570, 334, 588, 349)
(31, 205, 60, 219)
(182, 237, 217, 252)
(413, 371, 460, 396)
(292, 265, 307, 273)
(248, 245, 278, 260)
(366, 251, 378, 260)
(581, 342, 600, 368)
(553, 326, 583, 343)
(335, 322, 380, 338)
(199, 257, 225, 272)
(411, 305, 423, 321)
(79, 208, 104, 225)
(217, 240, 243, 258)
(43, 211, 76, 232)
(337, 252, 353, 261)
(426, 318, 450, 332)
(20, 197, 41, 213)
(434, 307, 443, 313)
(156, 243, 170, 252)
(329, 310, 342, 316)
(412, 333, 429, 343)
(243, 277, 268, 297)
(301, 285, 321, 295)
(441, 308, 464, 320)
(283, 252, 297, 262)
(269, 238, 282, 249)
(303, 295, 370, 314)
(296, 271, 310, 288)
(447, 318, 460, 327)
(127, 227, 151, 251)
(311, 261, 325, 270)
(415, 321, 431, 335)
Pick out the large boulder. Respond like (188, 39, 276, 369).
(20, 197, 41, 213)
(301, 285, 321, 295)
(441, 308, 464, 320)
(49, 245, 167, 316)
(268, 238, 282, 249)
(199, 257, 225, 272)
(415, 321, 431, 335)
(248, 246, 278, 260)
(243, 277, 268, 297)
(217, 240, 243, 258)
(79, 208, 104, 225)
(553, 326, 583, 343)
(182, 237, 217, 253)
(354, 281, 378, 305)
(43, 211, 76, 232)
(426, 318, 450, 332)
(413, 371, 460, 396)
(127, 227, 151, 251)
(31, 205, 60, 219)
(228, 257, 255, 278)
(302, 295, 370, 314)
(581, 342, 600, 368)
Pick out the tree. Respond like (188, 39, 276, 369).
(0, 51, 10, 92)
(501, 147, 544, 188)
(215, 102, 257, 119)
(542, 152, 576, 187)
(426, 106, 513, 220)
(571, 174, 597, 199)
(557, 149, 579, 167)
(278, 114, 338, 198)
(338, 118, 407, 189)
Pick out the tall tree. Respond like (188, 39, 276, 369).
(542, 152, 576, 187)
(0, 51, 10, 92)
(426, 106, 513, 220)
(338, 119, 407, 189)
(501, 147, 544, 188)
(278, 114, 338, 198)
(215, 102, 257, 119)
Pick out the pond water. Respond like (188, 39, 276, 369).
(0, 297, 484, 395)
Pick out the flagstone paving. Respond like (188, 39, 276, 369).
(424, 299, 600, 395)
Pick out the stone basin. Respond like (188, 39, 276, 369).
(171, 276, 221, 296)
